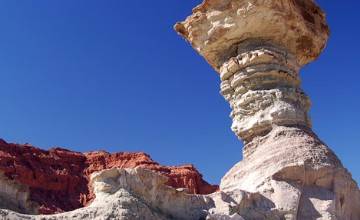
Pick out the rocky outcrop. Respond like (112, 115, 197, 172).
(0, 140, 88, 214)
(4, 164, 356, 220)
(85, 151, 218, 195)
(4, 166, 346, 220)
(0, 167, 213, 220)
(219, 126, 360, 219)
(175, 0, 360, 219)
(1, 0, 359, 220)
(175, 0, 329, 72)
(174, 0, 328, 142)
(0, 140, 217, 215)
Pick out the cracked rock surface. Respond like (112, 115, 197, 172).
(0, 140, 217, 215)
(1, 0, 359, 219)
(174, 0, 360, 219)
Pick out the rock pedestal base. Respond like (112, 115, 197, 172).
(218, 126, 360, 220)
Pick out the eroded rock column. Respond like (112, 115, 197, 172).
(176, 1, 360, 219)
(175, 0, 328, 145)
(219, 41, 311, 146)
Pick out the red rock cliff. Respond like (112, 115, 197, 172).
(0, 139, 218, 214)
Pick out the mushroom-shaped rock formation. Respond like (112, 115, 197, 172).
(175, 0, 360, 219)
(175, 0, 329, 142)
(0, 1, 359, 220)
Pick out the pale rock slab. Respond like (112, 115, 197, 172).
(0, 167, 306, 220)
(0, 172, 37, 214)
(0, 167, 210, 220)
(221, 126, 360, 219)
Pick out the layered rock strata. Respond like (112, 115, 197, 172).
(2, 166, 334, 220)
(0, 140, 218, 215)
(0, 167, 213, 220)
(218, 41, 311, 143)
(1, 1, 359, 220)
(174, 0, 328, 143)
(175, 0, 360, 219)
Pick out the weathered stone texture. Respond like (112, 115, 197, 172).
(0, 0, 359, 220)
(220, 126, 360, 219)
(175, 0, 360, 219)
(174, 0, 326, 142)
(175, 0, 329, 71)
(0, 168, 214, 220)
(0, 140, 217, 215)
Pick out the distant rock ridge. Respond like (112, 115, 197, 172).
(0, 139, 218, 215)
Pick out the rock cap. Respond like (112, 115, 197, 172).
(175, 0, 329, 71)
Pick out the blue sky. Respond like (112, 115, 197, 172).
(0, 0, 359, 185)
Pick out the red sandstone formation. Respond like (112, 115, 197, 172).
(0, 139, 218, 214)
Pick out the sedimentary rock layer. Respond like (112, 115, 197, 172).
(0, 139, 218, 215)
(174, 0, 328, 142)
(175, 0, 329, 71)
(218, 41, 311, 142)
(0, 167, 214, 220)
(220, 126, 360, 219)
(175, 0, 360, 219)
(1, 0, 359, 219)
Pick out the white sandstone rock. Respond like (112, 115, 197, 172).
(0, 167, 211, 220)
(1, 1, 359, 220)
(175, 0, 360, 219)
